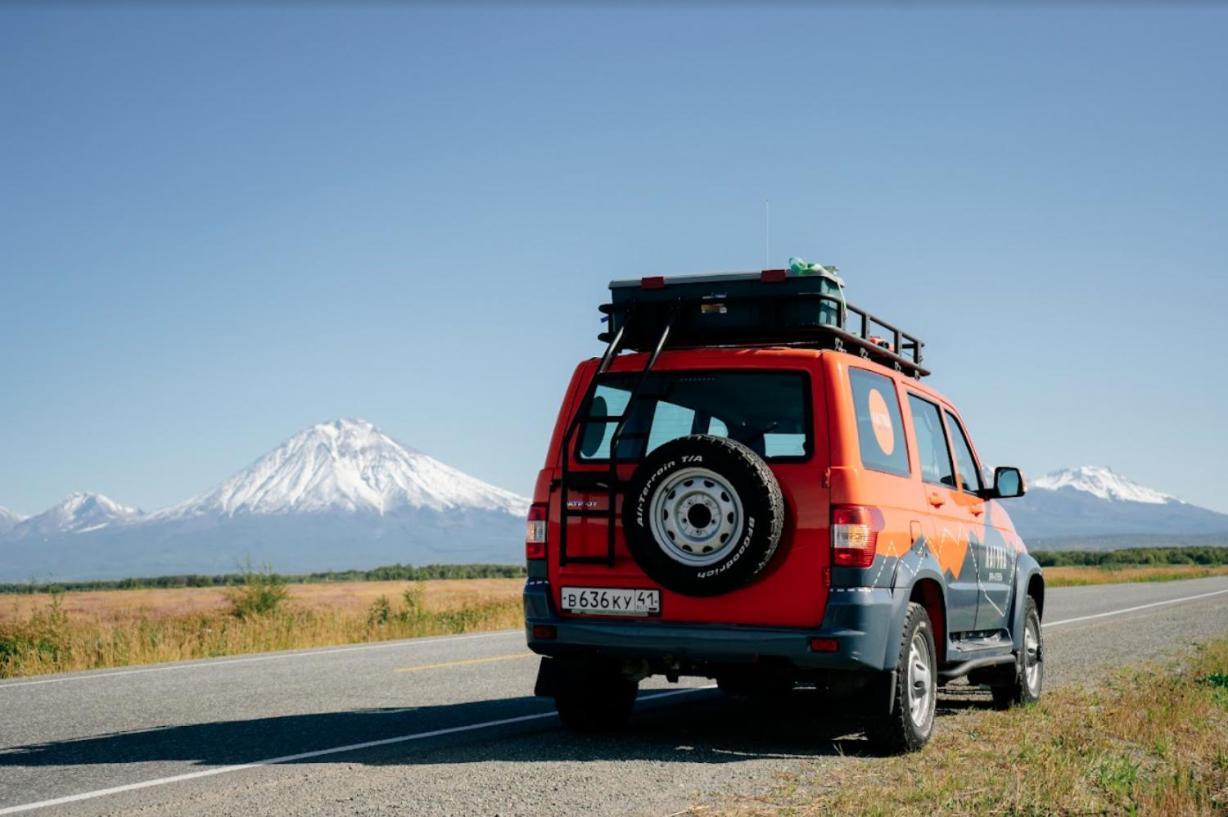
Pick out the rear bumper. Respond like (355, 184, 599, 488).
(523, 580, 897, 674)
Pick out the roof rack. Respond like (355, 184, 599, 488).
(596, 270, 929, 379)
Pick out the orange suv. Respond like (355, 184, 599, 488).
(524, 268, 1043, 753)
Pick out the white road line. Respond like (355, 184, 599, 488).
(1044, 587, 1228, 628)
(0, 686, 715, 816)
(0, 629, 523, 690)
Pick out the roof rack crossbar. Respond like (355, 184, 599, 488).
(601, 292, 928, 377)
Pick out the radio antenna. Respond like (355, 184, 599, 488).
(764, 200, 771, 268)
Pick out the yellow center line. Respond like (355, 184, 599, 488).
(394, 652, 535, 674)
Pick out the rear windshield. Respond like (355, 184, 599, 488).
(576, 370, 812, 462)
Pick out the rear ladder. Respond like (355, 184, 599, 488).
(558, 309, 675, 566)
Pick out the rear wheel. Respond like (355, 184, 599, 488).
(991, 596, 1043, 709)
(865, 602, 937, 754)
(553, 660, 638, 732)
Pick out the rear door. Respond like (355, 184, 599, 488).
(904, 393, 979, 634)
(550, 356, 831, 629)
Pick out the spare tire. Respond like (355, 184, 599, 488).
(622, 435, 785, 596)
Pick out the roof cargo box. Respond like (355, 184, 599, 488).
(602, 270, 844, 349)
(598, 269, 927, 378)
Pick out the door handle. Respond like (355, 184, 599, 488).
(969, 506, 984, 517)
(927, 492, 945, 508)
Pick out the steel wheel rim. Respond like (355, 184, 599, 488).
(907, 630, 935, 731)
(648, 467, 744, 567)
(1024, 617, 1042, 693)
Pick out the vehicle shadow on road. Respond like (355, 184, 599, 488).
(0, 686, 990, 771)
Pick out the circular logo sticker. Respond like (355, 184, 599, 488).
(867, 389, 895, 455)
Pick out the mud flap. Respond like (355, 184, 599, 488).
(534, 657, 560, 698)
(884, 668, 899, 716)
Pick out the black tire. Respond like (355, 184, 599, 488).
(865, 602, 937, 754)
(991, 596, 1043, 710)
(554, 660, 638, 732)
(622, 435, 785, 597)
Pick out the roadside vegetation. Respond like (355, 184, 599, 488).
(707, 638, 1228, 817)
(1045, 564, 1228, 587)
(1033, 545, 1228, 568)
(2, 547, 1226, 678)
(1033, 546, 1228, 587)
(0, 570, 522, 679)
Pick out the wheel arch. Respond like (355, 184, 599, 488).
(908, 575, 947, 664)
(1011, 553, 1045, 650)
(886, 551, 949, 668)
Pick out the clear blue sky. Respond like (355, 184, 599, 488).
(2, 5, 1226, 516)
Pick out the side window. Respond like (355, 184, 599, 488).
(849, 368, 909, 477)
(944, 411, 984, 494)
(908, 395, 955, 487)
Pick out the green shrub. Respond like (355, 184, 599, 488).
(226, 563, 289, 619)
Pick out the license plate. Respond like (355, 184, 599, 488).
(560, 586, 660, 617)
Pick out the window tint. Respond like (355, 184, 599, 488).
(945, 411, 983, 494)
(577, 371, 811, 462)
(645, 400, 697, 453)
(908, 395, 955, 487)
(849, 369, 909, 477)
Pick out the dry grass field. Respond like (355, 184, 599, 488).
(1044, 564, 1228, 587)
(3, 565, 1225, 680)
(0, 578, 524, 679)
(0, 578, 523, 624)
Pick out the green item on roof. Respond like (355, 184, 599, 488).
(788, 257, 843, 284)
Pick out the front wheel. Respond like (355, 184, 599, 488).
(991, 595, 1043, 709)
(865, 602, 937, 754)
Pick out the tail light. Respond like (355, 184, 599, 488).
(525, 503, 548, 560)
(831, 505, 881, 568)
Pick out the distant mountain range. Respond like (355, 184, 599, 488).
(1009, 466, 1228, 547)
(3, 438, 1226, 583)
(0, 419, 530, 582)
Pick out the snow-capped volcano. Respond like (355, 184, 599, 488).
(164, 418, 528, 519)
(0, 419, 531, 581)
(0, 506, 26, 534)
(1008, 465, 1228, 545)
(8, 492, 143, 539)
(1032, 466, 1178, 505)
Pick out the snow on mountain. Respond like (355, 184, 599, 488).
(1009, 465, 1228, 545)
(0, 506, 26, 534)
(0, 420, 531, 581)
(1032, 466, 1178, 505)
(9, 492, 143, 539)
(161, 418, 529, 519)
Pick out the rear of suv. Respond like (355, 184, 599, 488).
(524, 268, 1044, 753)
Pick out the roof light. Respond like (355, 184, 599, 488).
(760, 269, 788, 283)
(640, 276, 666, 290)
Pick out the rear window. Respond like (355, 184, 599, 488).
(576, 370, 811, 462)
(849, 368, 909, 477)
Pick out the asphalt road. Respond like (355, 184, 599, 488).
(2, 576, 1227, 817)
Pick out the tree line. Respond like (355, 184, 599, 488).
(0, 562, 527, 595)
(1032, 546, 1228, 568)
